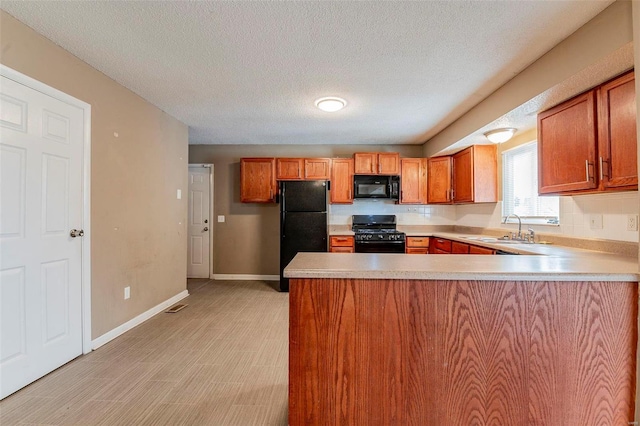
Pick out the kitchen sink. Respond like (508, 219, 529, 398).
(461, 236, 530, 244)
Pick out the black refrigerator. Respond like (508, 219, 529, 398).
(279, 180, 328, 292)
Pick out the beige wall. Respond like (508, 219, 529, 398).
(423, 0, 634, 157)
(189, 144, 423, 275)
(1, 12, 189, 339)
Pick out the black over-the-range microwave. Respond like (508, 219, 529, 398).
(353, 175, 400, 199)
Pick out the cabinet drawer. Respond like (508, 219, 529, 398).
(330, 246, 354, 253)
(406, 237, 429, 248)
(330, 236, 354, 247)
(469, 245, 495, 255)
(406, 247, 429, 254)
(432, 238, 452, 252)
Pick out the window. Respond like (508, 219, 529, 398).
(502, 142, 559, 224)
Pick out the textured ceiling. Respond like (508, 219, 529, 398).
(1, 1, 615, 146)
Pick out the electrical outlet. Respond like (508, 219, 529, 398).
(589, 214, 603, 230)
(176, 189, 182, 200)
(627, 214, 638, 231)
(124, 286, 130, 300)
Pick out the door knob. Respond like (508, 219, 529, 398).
(204, 219, 208, 224)
(203, 227, 209, 231)
(70, 229, 84, 238)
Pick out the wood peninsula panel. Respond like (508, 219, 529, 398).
(289, 278, 637, 425)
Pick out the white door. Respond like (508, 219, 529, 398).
(0, 75, 84, 399)
(187, 166, 211, 278)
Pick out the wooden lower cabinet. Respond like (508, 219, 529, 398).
(469, 245, 495, 255)
(406, 236, 429, 254)
(451, 241, 469, 254)
(329, 236, 354, 253)
(290, 278, 637, 425)
(430, 238, 452, 254)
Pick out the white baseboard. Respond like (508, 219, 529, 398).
(212, 274, 279, 281)
(91, 289, 189, 350)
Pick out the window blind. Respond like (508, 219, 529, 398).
(502, 142, 559, 221)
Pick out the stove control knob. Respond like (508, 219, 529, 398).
(378, 235, 383, 239)
(367, 234, 372, 240)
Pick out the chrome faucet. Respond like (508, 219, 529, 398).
(503, 213, 522, 239)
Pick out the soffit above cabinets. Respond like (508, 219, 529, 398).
(435, 42, 635, 157)
(1, 1, 614, 146)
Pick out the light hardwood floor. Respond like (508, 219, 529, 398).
(0, 279, 289, 425)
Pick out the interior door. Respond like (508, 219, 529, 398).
(1, 75, 84, 399)
(187, 166, 211, 278)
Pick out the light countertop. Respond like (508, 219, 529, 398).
(288, 230, 639, 281)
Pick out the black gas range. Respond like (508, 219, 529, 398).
(352, 215, 406, 253)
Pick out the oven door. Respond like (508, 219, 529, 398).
(355, 240, 406, 253)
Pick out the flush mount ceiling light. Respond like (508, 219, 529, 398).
(315, 97, 347, 112)
(484, 128, 517, 144)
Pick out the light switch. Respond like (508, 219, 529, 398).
(218, 215, 225, 223)
(177, 189, 182, 199)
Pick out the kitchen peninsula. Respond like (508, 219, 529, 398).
(285, 246, 639, 425)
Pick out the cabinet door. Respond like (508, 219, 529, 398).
(469, 245, 495, 255)
(452, 147, 474, 203)
(538, 91, 598, 194)
(330, 159, 354, 204)
(400, 158, 427, 204)
(277, 158, 304, 180)
(598, 71, 637, 191)
(378, 153, 400, 175)
(305, 158, 332, 180)
(451, 241, 470, 254)
(430, 238, 452, 253)
(427, 157, 452, 204)
(354, 153, 378, 174)
(241, 158, 276, 203)
(471, 144, 498, 203)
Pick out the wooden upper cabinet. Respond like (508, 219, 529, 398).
(277, 158, 331, 180)
(304, 158, 331, 180)
(452, 145, 497, 203)
(452, 148, 473, 203)
(538, 70, 638, 196)
(538, 91, 598, 194)
(354, 153, 377, 174)
(597, 71, 637, 191)
(276, 158, 304, 180)
(354, 152, 400, 175)
(427, 156, 452, 204)
(378, 153, 400, 174)
(399, 158, 427, 204)
(330, 158, 354, 204)
(240, 158, 276, 203)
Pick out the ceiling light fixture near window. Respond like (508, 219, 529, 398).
(484, 128, 517, 144)
(315, 97, 347, 112)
